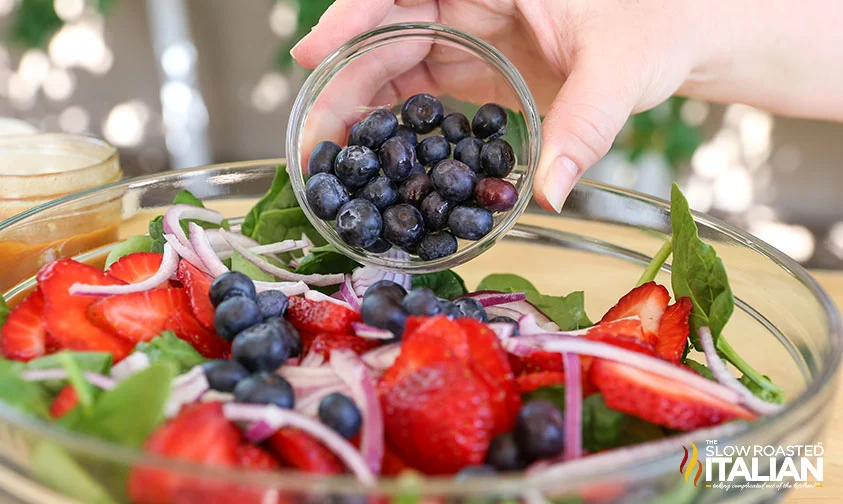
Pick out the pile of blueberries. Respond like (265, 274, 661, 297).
(202, 272, 362, 440)
(358, 279, 518, 337)
(305, 94, 520, 261)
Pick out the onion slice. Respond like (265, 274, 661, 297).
(222, 230, 344, 286)
(165, 366, 210, 417)
(70, 243, 179, 296)
(110, 352, 151, 380)
(20, 369, 117, 390)
(295, 383, 350, 417)
(699, 327, 784, 415)
(340, 275, 361, 312)
(361, 344, 400, 371)
(254, 280, 309, 296)
(460, 291, 528, 307)
(305, 290, 354, 310)
(163, 204, 225, 248)
(163, 234, 210, 275)
(223, 403, 376, 485)
(188, 223, 230, 277)
(352, 322, 394, 340)
(563, 353, 582, 460)
(488, 322, 516, 340)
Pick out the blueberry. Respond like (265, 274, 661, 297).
(355, 108, 398, 149)
(490, 316, 519, 335)
(364, 280, 407, 303)
(307, 141, 341, 176)
(382, 204, 424, 249)
(417, 231, 458, 261)
(430, 159, 476, 202)
(265, 316, 302, 358)
(514, 399, 565, 462)
(361, 284, 408, 336)
(454, 137, 484, 173)
(233, 372, 295, 409)
(456, 465, 497, 479)
(209, 271, 256, 307)
(473, 177, 518, 213)
(334, 146, 380, 189)
(440, 112, 471, 143)
(437, 299, 462, 319)
(409, 161, 426, 176)
(214, 296, 262, 341)
(416, 136, 451, 166)
(318, 392, 362, 440)
(306, 173, 350, 220)
(401, 94, 444, 133)
(394, 125, 418, 146)
(448, 206, 493, 240)
(358, 176, 398, 212)
(472, 103, 507, 139)
(402, 287, 441, 316)
(454, 297, 488, 322)
(486, 433, 525, 471)
(232, 323, 289, 372)
(379, 137, 416, 182)
(347, 122, 361, 146)
(202, 359, 250, 393)
(480, 138, 515, 177)
(364, 238, 392, 253)
(398, 173, 433, 207)
(255, 290, 289, 319)
(419, 191, 453, 231)
(335, 199, 383, 248)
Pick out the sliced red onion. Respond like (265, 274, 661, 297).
(488, 322, 516, 340)
(516, 314, 591, 337)
(110, 352, 151, 380)
(300, 352, 326, 368)
(506, 334, 742, 404)
(485, 305, 525, 321)
(163, 204, 225, 249)
(254, 280, 309, 296)
(340, 275, 361, 312)
(222, 230, 344, 286)
(487, 301, 560, 331)
(459, 291, 528, 307)
(20, 369, 117, 390)
(70, 243, 179, 296)
(563, 353, 582, 461)
(305, 289, 354, 310)
(223, 403, 375, 485)
(163, 234, 210, 275)
(331, 350, 384, 474)
(279, 366, 342, 384)
(699, 327, 784, 416)
(351, 322, 393, 340)
(200, 390, 234, 403)
(188, 223, 230, 277)
(299, 232, 314, 255)
(295, 383, 350, 417)
(165, 366, 210, 417)
(286, 357, 301, 367)
(351, 267, 386, 297)
(219, 239, 311, 260)
(361, 343, 401, 370)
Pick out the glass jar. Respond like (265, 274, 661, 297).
(286, 22, 542, 273)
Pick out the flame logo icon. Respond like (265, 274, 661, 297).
(680, 441, 703, 486)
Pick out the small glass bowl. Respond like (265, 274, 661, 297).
(286, 22, 542, 273)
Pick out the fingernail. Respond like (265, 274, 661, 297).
(541, 156, 580, 213)
(290, 37, 304, 57)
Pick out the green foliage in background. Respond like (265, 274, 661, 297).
(5, 0, 117, 49)
(275, 0, 334, 69)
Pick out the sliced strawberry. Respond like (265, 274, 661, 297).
(168, 309, 231, 359)
(50, 385, 79, 419)
(589, 358, 757, 430)
(0, 289, 47, 361)
(266, 428, 345, 474)
(584, 318, 656, 355)
(177, 260, 216, 330)
(381, 445, 410, 476)
(37, 259, 132, 361)
(286, 297, 360, 334)
(88, 288, 191, 343)
(656, 297, 693, 363)
(516, 371, 567, 394)
(107, 252, 169, 289)
(600, 282, 670, 343)
(128, 402, 243, 504)
(378, 317, 464, 392)
(381, 361, 494, 475)
(236, 444, 281, 470)
(306, 332, 381, 361)
(508, 349, 564, 376)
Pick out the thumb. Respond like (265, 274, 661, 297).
(533, 63, 635, 212)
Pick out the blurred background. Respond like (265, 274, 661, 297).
(0, 0, 841, 269)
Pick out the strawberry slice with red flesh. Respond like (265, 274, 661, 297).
(236, 444, 281, 470)
(177, 260, 216, 330)
(286, 296, 360, 334)
(128, 402, 243, 504)
(107, 252, 170, 289)
(589, 358, 757, 430)
(0, 288, 47, 361)
(88, 288, 192, 343)
(50, 385, 79, 419)
(508, 349, 564, 376)
(167, 308, 231, 359)
(37, 259, 133, 361)
(516, 371, 567, 394)
(305, 332, 381, 361)
(584, 317, 656, 356)
(655, 297, 693, 363)
(599, 282, 670, 345)
(266, 428, 345, 474)
(381, 444, 410, 476)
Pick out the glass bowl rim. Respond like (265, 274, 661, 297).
(285, 22, 543, 274)
(0, 159, 840, 496)
(0, 133, 118, 180)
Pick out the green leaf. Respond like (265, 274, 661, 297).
(231, 250, 279, 282)
(26, 351, 113, 393)
(147, 189, 229, 253)
(55, 352, 95, 413)
(32, 442, 118, 504)
(148, 215, 166, 254)
(134, 331, 205, 375)
(739, 374, 784, 404)
(476, 274, 591, 330)
(683, 359, 715, 381)
(295, 244, 360, 276)
(242, 164, 300, 237)
(64, 363, 175, 447)
(104, 235, 154, 269)
(173, 189, 205, 207)
(0, 295, 9, 330)
(412, 270, 468, 300)
(669, 183, 734, 348)
(0, 374, 50, 419)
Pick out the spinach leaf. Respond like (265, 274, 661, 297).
(0, 374, 50, 419)
(242, 164, 299, 237)
(134, 331, 205, 374)
(295, 244, 360, 276)
(32, 442, 118, 504)
(104, 235, 154, 268)
(477, 273, 591, 330)
(0, 295, 9, 330)
(412, 270, 468, 300)
(56, 352, 95, 413)
(230, 250, 279, 282)
(0, 358, 24, 375)
(65, 363, 175, 447)
(27, 351, 113, 393)
(172, 189, 204, 207)
(740, 374, 784, 404)
(669, 183, 733, 348)
(148, 189, 229, 253)
(684, 359, 715, 381)
(148, 215, 166, 254)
